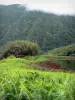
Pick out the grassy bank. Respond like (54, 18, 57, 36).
(45, 44, 75, 56)
(0, 57, 75, 100)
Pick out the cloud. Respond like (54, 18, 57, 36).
(0, 0, 75, 15)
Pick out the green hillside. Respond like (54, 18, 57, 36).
(45, 44, 75, 56)
(0, 4, 75, 50)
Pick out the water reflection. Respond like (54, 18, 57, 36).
(52, 59, 75, 70)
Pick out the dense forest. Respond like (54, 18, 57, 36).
(0, 4, 75, 50)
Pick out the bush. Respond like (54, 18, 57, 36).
(1, 40, 40, 58)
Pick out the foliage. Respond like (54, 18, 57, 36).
(45, 44, 75, 56)
(0, 57, 75, 100)
(0, 4, 75, 100)
(25, 56, 48, 62)
(0, 40, 40, 58)
(0, 4, 75, 50)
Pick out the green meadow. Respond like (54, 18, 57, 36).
(0, 56, 75, 100)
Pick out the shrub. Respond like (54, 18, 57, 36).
(1, 40, 40, 58)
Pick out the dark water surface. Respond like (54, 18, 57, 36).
(52, 59, 75, 70)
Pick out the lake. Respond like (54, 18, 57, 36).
(52, 59, 75, 70)
(42, 56, 75, 71)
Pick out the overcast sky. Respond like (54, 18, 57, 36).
(0, 0, 75, 15)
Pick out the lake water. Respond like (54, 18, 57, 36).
(52, 59, 75, 70)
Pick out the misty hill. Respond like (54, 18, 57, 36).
(0, 4, 75, 50)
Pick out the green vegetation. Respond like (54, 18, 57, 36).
(0, 57, 75, 100)
(45, 44, 75, 56)
(0, 4, 75, 100)
(0, 40, 40, 59)
(0, 4, 75, 50)
(25, 56, 48, 62)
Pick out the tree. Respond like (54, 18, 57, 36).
(1, 40, 40, 58)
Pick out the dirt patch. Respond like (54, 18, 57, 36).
(39, 61, 75, 73)
(39, 56, 75, 72)
(39, 61, 60, 70)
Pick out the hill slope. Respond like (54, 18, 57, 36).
(45, 44, 75, 56)
(0, 4, 75, 50)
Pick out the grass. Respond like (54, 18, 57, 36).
(0, 56, 75, 100)
(24, 56, 48, 62)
